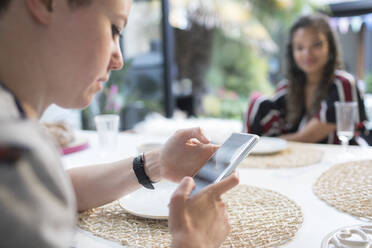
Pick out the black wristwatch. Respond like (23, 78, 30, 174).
(133, 154, 155, 190)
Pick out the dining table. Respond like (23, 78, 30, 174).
(62, 129, 372, 248)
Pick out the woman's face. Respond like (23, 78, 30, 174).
(48, 0, 132, 108)
(292, 27, 330, 76)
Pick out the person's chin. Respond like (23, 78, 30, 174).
(82, 94, 96, 108)
(97, 82, 103, 92)
(66, 84, 101, 109)
(87, 83, 103, 99)
(80, 100, 92, 109)
(57, 102, 89, 110)
(59, 95, 94, 110)
(300, 65, 322, 74)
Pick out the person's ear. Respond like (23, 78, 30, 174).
(26, 0, 55, 24)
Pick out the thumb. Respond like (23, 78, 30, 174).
(169, 177, 195, 209)
(209, 172, 239, 199)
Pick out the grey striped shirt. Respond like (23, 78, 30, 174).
(0, 86, 76, 247)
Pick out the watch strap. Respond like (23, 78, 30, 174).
(133, 154, 155, 190)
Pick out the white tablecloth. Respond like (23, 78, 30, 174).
(63, 130, 372, 248)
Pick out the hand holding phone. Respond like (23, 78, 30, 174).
(191, 133, 259, 196)
(169, 174, 239, 248)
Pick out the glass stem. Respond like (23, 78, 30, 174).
(341, 139, 348, 152)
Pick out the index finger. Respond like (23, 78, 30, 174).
(209, 172, 239, 198)
(168, 177, 195, 229)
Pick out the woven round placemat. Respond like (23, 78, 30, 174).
(313, 160, 372, 221)
(79, 203, 169, 247)
(240, 142, 323, 169)
(78, 185, 303, 248)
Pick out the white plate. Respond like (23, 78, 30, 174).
(321, 224, 372, 248)
(251, 137, 288, 155)
(119, 181, 179, 220)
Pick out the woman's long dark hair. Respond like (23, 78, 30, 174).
(286, 14, 343, 126)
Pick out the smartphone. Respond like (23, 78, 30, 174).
(191, 133, 259, 196)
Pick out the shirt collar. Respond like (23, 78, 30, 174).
(0, 82, 26, 119)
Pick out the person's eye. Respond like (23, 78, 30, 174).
(295, 46, 303, 51)
(313, 41, 322, 48)
(111, 24, 122, 39)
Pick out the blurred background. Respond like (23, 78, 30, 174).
(41, 0, 372, 131)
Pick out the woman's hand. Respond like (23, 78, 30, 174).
(159, 127, 218, 182)
(169, 174, 239, 248)
(280, 118, 336, 143)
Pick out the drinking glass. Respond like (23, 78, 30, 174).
(335, 101, 357, 150)
(94, 114, 120, 157)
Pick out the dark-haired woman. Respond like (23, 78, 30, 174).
(246, 14, 368, 144)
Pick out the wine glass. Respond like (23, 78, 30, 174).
(335, 101, 357, 151)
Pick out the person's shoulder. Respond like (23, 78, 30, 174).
(0, 120, 38, 152)
(330, 70, 362, 101)
(275, 79, 289, 93)
(0, 119, 40, 136)
(272, 79, 289, 101)
(0, 87, 22, 119)
(334, 70, 356, 85)
(0, 120, 76, 248)
(0, 119, 59, 159)
(0, 142, 31, 166)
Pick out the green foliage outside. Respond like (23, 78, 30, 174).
(249, 0, 321, 32)
(94, 58, 163, 115)
(81, 58, 165, 130)
(120, 72, 163, 114)
(81, 60, 132, 130)
(98, 60, 132, 115)
(202, 93, 249, 119)
(204, 30, 274, 119)
(365, 72, 372, 94)
(200, 0, 318, 120)
(207, 30, 274, 96)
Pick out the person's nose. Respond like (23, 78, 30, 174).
(109, 41, 124, 71)
(305, 46, 314, 56)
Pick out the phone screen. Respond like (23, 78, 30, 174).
(191, 133, 259, 195)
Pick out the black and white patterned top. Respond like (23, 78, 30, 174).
(245, 70, 368, 144)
